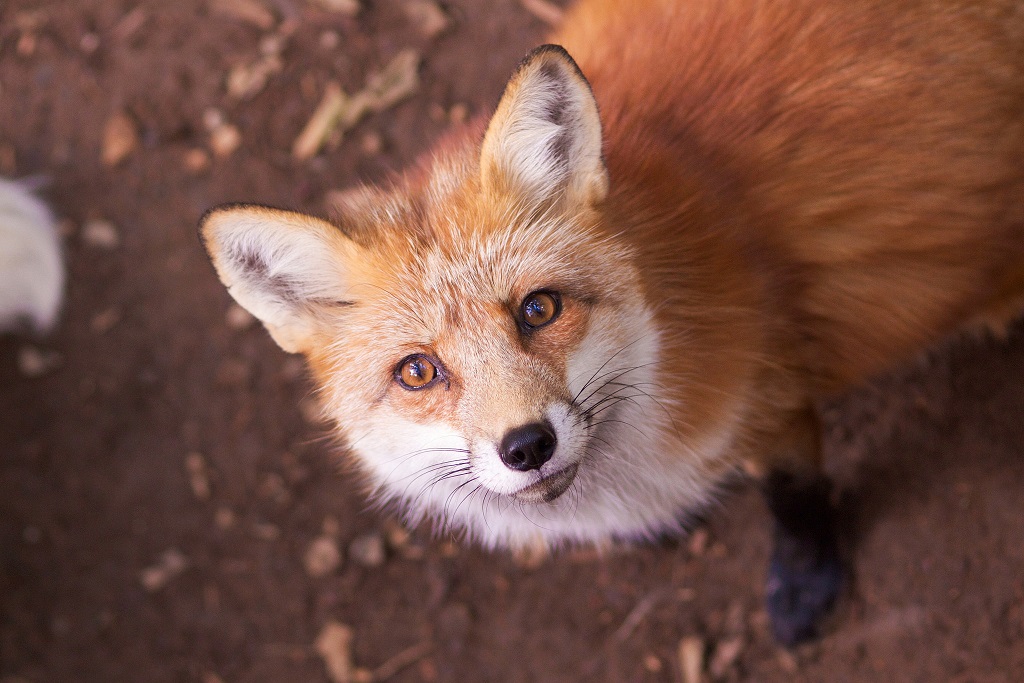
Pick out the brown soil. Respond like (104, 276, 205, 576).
(2, 1, 1023, 681)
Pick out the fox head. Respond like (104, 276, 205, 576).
(201, 46, 727, 549)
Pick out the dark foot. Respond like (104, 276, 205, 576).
(762, 470, 845, 646)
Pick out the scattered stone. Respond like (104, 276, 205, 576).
(678, 636, 705, 683)
(81, 218, 120, 249)
(448, 102, 469, 124)
(139, 548, 188, 592)
(90, 307, 121, 334)
(101, 110, 139, 166)
(210, 123, 242, 158)
(349, 532, 386, 567)
(643, 654, 662, 673)
(322, 515, 341, 537)
(688, 528, 709, 556)
(405, 0, 449, 39)
(215, 506, 236, 530)
(17, 346, 61, 378)
(79, 32, 100, 53)
(305, 535, 342, 577)
(211, 0, 276, 29)
(310, 0, 360, 16)
(359, 131, 382, 155)
(709, 637, 744, 678)
(185, 452, 211, 500)
(777, 649, 799, 674)
(203, 108, 226, 131)
(225, 303, 255, 330)
(315, 621, 355, 683)
(520, 0, 564, 26)
(319, 30, 341, 50)
(384, 521, 410, 549)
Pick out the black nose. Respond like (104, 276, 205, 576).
(498, 422, 557, 471)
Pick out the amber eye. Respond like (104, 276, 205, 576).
(396, 355, 438, 390)
(521, 291, 561, 328)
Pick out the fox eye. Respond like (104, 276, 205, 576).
(521, 291, 561, 328)
(396, 355, 439, 390)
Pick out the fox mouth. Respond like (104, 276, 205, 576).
(511, 463, 580, 504)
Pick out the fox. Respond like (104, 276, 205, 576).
(200, 0, 1024, 645)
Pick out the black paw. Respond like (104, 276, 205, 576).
(765, 547, 843, 646)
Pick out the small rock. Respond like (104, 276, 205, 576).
(183, 148, 210, 173)
(210, 124, 242, 158)
(215, 506, 236, 530)
(79, 32, 100, 53)
(643, 654, 662, 673)
(210, 0, 276, 29)
(202, 108, 226, 131)
(17, 346, 61, 378)
(319, 30, 340, 50)
(448, 103, 469, 124)
(688, 528, 709, 556)
(185, 452, 211, 500)
(81, 219, 120, 249)
(359, 131, 382, 156)
(709, 637, 744, 678)
(349, 532, 385, 567)
(305, 535, 342, 577)
(90, 307, 121, 334)
(315, 621, 355, 683)
(101, 111, 139, 166)
(139, 548, 188, 592)
(310, 0, 359, 15)
(678, 636, 705, 683)
(404, 0, 449, 39)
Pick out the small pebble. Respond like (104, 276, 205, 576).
(349, 532, 385, 567)
(139, 548, 188, 592)
(81, 219, 120, 249)
(183, 148, 210, 173)
(90, 308, 121, 334)
(304, 535, 342, 577)
(101, 111, 139, 166)
(210, 124, 242, 158)
(225, 303, 255, 330)
(17, 346, 61, 378)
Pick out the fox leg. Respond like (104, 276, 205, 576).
(758, 408, 843, 646)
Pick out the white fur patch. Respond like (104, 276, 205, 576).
(0, 178, 63, 333)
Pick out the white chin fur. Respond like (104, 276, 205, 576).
(348, 318, 740, 551)
(0, 178, 63, 333)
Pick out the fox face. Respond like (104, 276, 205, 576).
(202, 47, 731, 549)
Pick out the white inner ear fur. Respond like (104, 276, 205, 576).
(201, 205, 359, 353)
(480, 45, 608, 207)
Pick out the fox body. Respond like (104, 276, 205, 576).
(202, 0, 1024, 643)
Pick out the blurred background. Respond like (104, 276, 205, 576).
(2, 1, 1024, 681)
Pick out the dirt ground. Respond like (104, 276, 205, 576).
(2, 1, 1024, 681)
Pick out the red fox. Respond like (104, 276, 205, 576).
(201, 0, 1024, 645)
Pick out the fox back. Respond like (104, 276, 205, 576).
(202, 0, 1024, 554)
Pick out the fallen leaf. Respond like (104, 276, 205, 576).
(678, 636, 705, 683)
(315, 621, 355, 683)
(101, 111, 139, 166)
(405, 0, 449, 39)
(211, 0, 275, 29)
(292, 50, 420, 160)
(520, 0, 564, 26)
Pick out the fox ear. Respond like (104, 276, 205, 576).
(200, 204, 361, 354)
(480, 44, 608, 207)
